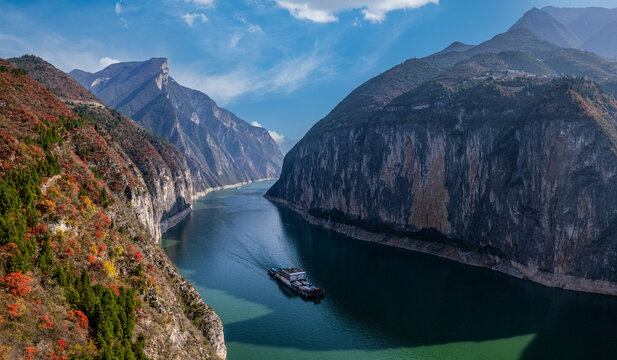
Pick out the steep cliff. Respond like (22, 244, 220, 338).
(10, 55, 196, 241)
(70, 58, 283, 194)
(0, 58, 226, 358)
(268, 26, 617, 295)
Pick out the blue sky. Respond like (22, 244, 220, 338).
(0, 0, 615, 140)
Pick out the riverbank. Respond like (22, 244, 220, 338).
(264, 195, 617, 297)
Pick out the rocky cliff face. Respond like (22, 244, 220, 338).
(269, 77, 617, 294)
(10, 55, 196, 241)
(268, 23, 617, 295)
(70, 58, 283, 194)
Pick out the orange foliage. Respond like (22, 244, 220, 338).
(6, 303, 20, 317)
(25, 347, 39, 360)
(0, 272, 32, 297)
(68, 310, 88, 330)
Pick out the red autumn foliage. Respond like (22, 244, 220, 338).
(40, 312, 54, 329)
(25, 347, 39, 360)
(0, 271, 32, 297)
(64, 245, 74, 257)
(133, 251, 143, 262)
(58, 339, 67, 352)
(107, 284, 120, 296)
(6, 303, 20, 317)
(68, 310, 88, 330)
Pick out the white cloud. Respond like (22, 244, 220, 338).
(251, 121, 284, 143)
(99, 57, 121, 69)
(182, 13, 209, 26)
(115, 2, 122, 15)
(172, 51, 328, 104)
(268, 130, 285, 144)
(274, 0, 437, 23)
(228, 18, 264, 48)
(248, 24, 263, 34)
(177, 0, 215, 8)
(229, 33, 244, 48)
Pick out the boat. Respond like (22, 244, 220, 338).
(268, 267, 324, 299)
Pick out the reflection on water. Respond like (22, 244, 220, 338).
(163, 181, 617, 360)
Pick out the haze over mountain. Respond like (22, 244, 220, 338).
(511, 6, 617, 59)
(268, 6, 617, 295)
(70, 58, 283, 194)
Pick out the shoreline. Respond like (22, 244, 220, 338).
(264, 195, 617, 297)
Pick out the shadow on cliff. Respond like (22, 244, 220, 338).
(161, 188, 617, 359)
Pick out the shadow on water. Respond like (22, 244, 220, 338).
(162, 182, 617, 359)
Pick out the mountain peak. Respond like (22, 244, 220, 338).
(435, 41, 475, 55)
(510, 6, 581, 48)
(9, 54, 102, 105)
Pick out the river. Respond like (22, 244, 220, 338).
(162, 181, 617, 360)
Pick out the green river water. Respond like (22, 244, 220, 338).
(162, 181, 617, 360)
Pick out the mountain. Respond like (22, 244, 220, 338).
(510, 7, 581, 49)
(267, 18, 617, 295)
(513, 6, 617, 59)
(70, 58, 283, 194)
(305, 26, 616, 138)
(0, 58, 225, 358)
(435, 41, 476, 55)
(10, 55, 197, 241)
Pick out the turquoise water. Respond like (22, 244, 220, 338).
(162, 181, 617, 360)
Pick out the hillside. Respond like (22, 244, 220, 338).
(0, 59, 226, 359)
(70, 59, 283, 194)
(9, 55, 196, 241)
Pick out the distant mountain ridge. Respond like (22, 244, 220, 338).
(70, 58, 283, 194)
(512, 6, 617, 58)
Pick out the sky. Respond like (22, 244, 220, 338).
(0, 0, 616, 141)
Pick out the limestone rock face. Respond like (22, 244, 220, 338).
(268, 77, 617, 294)
(267, 22, 617, 295)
